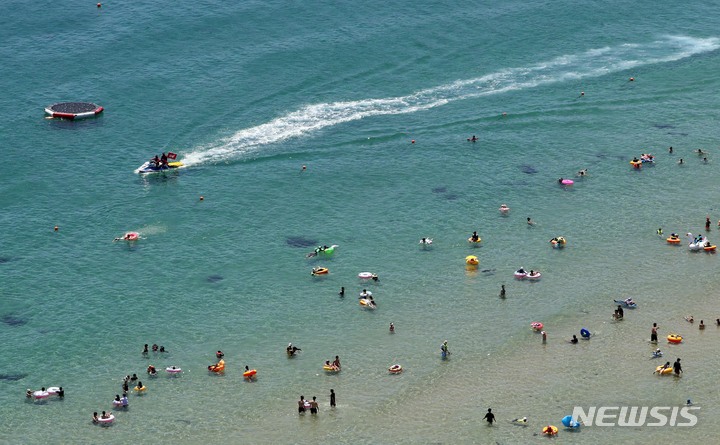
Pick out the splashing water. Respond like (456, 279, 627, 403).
(181, 36, 719, 166)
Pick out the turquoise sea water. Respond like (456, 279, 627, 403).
(2, 1, 720, 443)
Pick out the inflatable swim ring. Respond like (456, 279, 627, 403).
(124, 232, 139, 241)
(531, 322, 544, 331)
(112, 399, 123, 406)
(166, 367, 182, 374)
(465, 255, 479, 266)
(359, 298, 376, 309)
(630, 160, 642, 169)
(32, 390, 49, 400)
(550, 237, 566, 248)
(655, 365, 673, 375)
(97, 414, 115, 424)
(359, 290, 373, 298)
(323, 365, 339, 373)
(208, 359, 225, 373)
(667, 334, 683, 344)
(704, 245, 717, 252)
(514, 269, 527, 279)
(46, 387, 61, 395)
(312, 267, 329, 276)
(542, 425, 558, 435)
(561, 179, 574, 185)
(389, 364, 403, 374)
(499, 204, 510, 214)
(468, 237, 482, 244)
(580, 328, 591, 338)
(358, 272, 374, 279)
(243, 369, 257, 379)
(133, 385, 147, 392)
(667, 237, 681, 244)
(526, 271, 542, 280)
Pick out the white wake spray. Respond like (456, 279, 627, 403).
(181, 36, 718, 166)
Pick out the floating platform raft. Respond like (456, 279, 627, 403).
(45, 102, 103, 120)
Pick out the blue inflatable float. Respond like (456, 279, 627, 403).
(580, 328, 591, 338)
(562, 415, 581, 428)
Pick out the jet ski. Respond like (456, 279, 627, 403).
(135, 160, 184, 174)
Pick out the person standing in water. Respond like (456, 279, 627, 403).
(673, 358, 683, 376)
(499, 285, 506, 298)
(330, 389, 336, 407)
(389, 322, 395, 333)
(651, 323, 659, 343)
(338, 287, 345, 297)
(483, 408, 496, 425)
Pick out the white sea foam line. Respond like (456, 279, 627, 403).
(182, 36, 718, 166)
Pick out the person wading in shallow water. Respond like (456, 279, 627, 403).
(483, 408, 496, 425)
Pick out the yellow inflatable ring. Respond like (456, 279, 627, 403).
(542, 425, 558, 435)
(667, 334, 683, 344)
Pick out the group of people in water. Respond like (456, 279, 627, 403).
(655, 358, 683, 376)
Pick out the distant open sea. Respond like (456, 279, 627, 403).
(2, 1, 720, 443)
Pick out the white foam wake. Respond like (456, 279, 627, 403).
(182, 36, 718, 166)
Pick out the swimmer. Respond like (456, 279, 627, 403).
(657, 228, 663, 236)
(706, 217, 711, 231)
(673, 358, 683, 375)
(470, 231, 479, 242)
(685, 315, 694, 323)
(577, 168, 588, 177)
(695, 149, 704, 155)
(558, 177, 564, 184)
(687, 399, 693, 406)
(652, 348, 663, 358)
(511, 416, 528, 425)
(92, 412, 99, 423)
(339, 286, 345, 297)
(527, 217, 535, 226)
(651, 322, 659, 343)
(26, 389, 32, 398)
(669, 146, 673, 154)
(570, 335, 578, 344)
(678, 158, 684, 164)
(716, 318, 720, 326)
(371, 273, 379, 282)
(699, 320, 705, 330)
(483, 408, 496, 425)
(216, 350, 224, 359)
(703, 157, 709, 163)
(441, 340, 449, 356)
(389, 322, 395, 333)
(468, 135, 478, 142)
